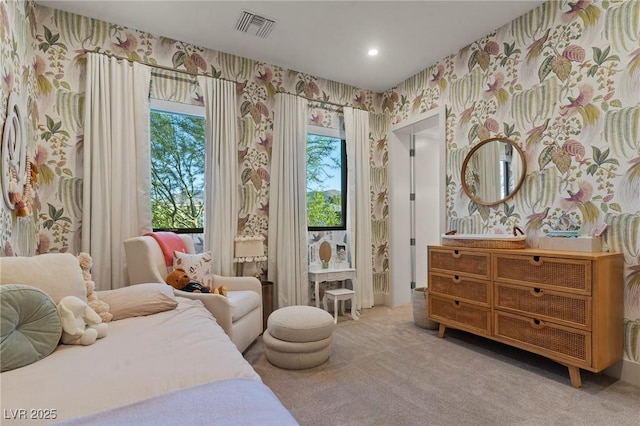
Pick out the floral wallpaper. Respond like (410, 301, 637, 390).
(0, 0, 38, 257)
(382, 0, 640, 363)
(370, 112, 390, 294)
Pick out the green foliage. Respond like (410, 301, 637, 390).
(500, 41, 521, 67)
(307, 134, 341, 188)
(502, 122, 520, 138)
(42, 203, 71, 230)
(587, 146, 619, 176)
(307, 191, 342, 227)
(499, 203, 521, 226)
(41, 116, 69, 141)
(587, 46, 620, 77)
(150, 110, 205, 229)
(306, 134, 344, 228)
(39, 26, 67, 52)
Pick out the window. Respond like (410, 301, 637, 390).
(149, 100, 205, 234)
(306, 128, 347, 230)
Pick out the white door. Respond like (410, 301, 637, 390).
(387, 109, 445, 307)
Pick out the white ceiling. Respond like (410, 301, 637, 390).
(36, 1, 543, 93)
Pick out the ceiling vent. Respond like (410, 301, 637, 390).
(235, 10, 276, 38)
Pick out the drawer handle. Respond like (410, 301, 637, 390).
(452, 250, 461, 258)
(529, 256, 543, 266)
(452, 275, 461, 283)
(530, 318, 545, 329)
(530, 287, 544, 297)
(453, 300, 461, 309)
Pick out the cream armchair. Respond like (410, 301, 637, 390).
(123, 235, 262, 353)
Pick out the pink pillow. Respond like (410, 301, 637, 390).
(98, 283, 177, 320)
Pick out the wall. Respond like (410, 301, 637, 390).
(0, 4, 392, 296)
(0, 0, 38, 256)
(383, 0, 640, 364)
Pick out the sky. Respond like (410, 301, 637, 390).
(307, 135, 343, 193)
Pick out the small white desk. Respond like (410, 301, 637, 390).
(308, 267, 357, 309)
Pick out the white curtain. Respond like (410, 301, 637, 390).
(344, 107, 374, 309)
(475, 142, 501, 202)
(82, 53, 152, 290)
(511, 146, 522, 195)
(198, 77, 238, 277)
(268, 93, 308, 308)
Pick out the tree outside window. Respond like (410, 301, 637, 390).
(306, 134, 346, 230)
(150, 110, 205, 232)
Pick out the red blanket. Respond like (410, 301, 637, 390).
(144, 232, 187, 267)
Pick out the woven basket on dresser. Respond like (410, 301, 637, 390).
(441, 238, 526, 249)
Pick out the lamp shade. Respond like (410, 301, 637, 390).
(233, 236, 267, 263)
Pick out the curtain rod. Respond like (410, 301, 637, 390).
(82, 49, 364, 112)
(307, 98, 344, 111)
(150, 70, 196, 85)
(82, 49, 233, 82)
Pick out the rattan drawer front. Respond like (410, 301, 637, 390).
(494, 255, 591, 294)
(429, 249, 490, 279)
(494, 311, 591, 366)
(495, 283, 591, 330)
(429, 272, 490, 305)
(429, 295, 490, 335)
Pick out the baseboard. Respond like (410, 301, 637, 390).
(374, 293, 388, 307)
(604, 359, 640, 387)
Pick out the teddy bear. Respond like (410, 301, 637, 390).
(57, 296, 108, 346)
(77, 252, 112, 322)
(165, 268, 211, 293)
(212, 285, 227, 296)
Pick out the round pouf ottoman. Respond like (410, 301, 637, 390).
(263, 305, 335, 370)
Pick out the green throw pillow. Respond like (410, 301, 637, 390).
(1, 284, 62, 372)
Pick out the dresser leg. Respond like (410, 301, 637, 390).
(437, 323, 446, 338)
(567, 366, 582, 388)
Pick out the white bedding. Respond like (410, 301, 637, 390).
(0, 298, 260, 425)
(53, 378, 298, 426)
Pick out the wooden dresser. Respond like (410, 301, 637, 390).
(427, 245, 623, 388)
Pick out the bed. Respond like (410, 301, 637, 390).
(1, 253, 296, 425)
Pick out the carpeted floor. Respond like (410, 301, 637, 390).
(244, 304, 640, 426)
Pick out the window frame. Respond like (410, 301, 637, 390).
(306, 125, 347, 232)
(149, 99, 205, 234)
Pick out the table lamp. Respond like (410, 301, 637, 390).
(233, 235, 267, 278)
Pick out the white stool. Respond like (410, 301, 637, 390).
(264, 306, 335, 370)
(323, 288, 359, 324)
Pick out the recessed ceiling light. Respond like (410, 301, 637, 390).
(368, 48, 379, 57)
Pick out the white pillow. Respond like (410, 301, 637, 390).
(98, 283, 178, 321)
(173, 251, 213, 289)
(0, 253, 87, 304)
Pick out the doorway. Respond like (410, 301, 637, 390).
(386, 109, 445, 307)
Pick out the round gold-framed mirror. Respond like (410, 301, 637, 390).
(460, 137, 527, 206)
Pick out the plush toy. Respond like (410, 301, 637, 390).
(77, 252, 93, 282)
(212, 285, 227, 296)
(86, 280, 113, 323)
(77, 252, 112, 323)
(165, 268, 210, 293)
(57, 296, 108, 346)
